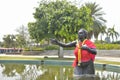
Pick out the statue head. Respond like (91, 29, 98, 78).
(78, 28, 88, 41)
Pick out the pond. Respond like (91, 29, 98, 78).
(0, 63, 120, 80)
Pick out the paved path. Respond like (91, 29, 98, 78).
(95, 56, 120, 62)
(0, 54, 120, 62)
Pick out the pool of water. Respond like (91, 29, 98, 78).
(0, 63, 120, 80)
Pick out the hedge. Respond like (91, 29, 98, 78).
(24, 44, 120, 51)
(95, 44, 120, 50)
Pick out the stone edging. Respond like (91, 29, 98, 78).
(22, 50, 120, 57)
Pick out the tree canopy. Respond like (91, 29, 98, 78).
(28, 0, 93, 42)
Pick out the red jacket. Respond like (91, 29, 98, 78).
(72, 39, 96, 67)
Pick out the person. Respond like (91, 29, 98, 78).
(51, 28, 97, 76)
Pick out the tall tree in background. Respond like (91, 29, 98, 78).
(100, 26, 106, 42)
(107, 26, 119, 42)
(2, 25, 29, 48)
(28, 0, 93, 42)
(15, 25, 29, 47)
(84, 2, 106, 39)
(2, 35, 16, 48)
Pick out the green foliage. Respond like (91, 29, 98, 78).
(2, 25, 28, 48)
(24, 43, 120, 51)
(24, 47, 44, 51)
(24, 45, 59, 51)
(43, 43, 120, 50)
(107, 26, 119, 42)
(96, 44, 120, 50)
(44, 45, 59, 50)
(2, 35, 16, 48)
(16, 34, 27, 48)
(28, 0, 93, 42)
(84, 2, 106, 39)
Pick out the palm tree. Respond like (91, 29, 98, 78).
(84, 2, 107, 39)
(100, 26, 107, 43)
(107, 26, 119, 42)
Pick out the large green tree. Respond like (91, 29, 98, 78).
(28, 0, 93, 42)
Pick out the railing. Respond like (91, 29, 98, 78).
(0, 48, 23, 54)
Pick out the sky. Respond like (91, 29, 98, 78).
(0, 0, 120, 41)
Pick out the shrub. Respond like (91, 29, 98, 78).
(24, 43, 120, 51)
(95, 44, 120, 50)
(44, 45, 59, 50)
(24, 47, 44, 51)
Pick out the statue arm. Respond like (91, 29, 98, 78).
(88, 48, 97, 55)
(81, 45, 97, 55)
(51, 39, 76, 47)
(57, 41, 76, 47)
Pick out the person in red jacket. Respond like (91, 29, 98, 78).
(51, 28, 97, 76)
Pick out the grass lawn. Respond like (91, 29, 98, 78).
(0, 56, 41, 60)
(0, 55, 120, 66)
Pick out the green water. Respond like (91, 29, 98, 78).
(0, 63, 119, 80)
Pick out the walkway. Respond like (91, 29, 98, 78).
(0, 54, 120, 62)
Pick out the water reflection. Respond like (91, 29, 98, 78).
(0, 63, 119, 80)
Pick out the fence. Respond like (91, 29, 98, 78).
(0, 48, 23, 54)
